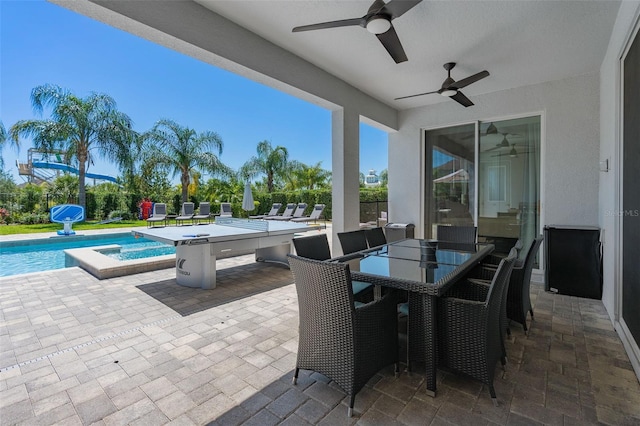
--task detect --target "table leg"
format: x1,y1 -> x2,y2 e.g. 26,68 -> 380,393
408,293 -> 437,396
175,244 -> 216,289
255,243 -> 291,265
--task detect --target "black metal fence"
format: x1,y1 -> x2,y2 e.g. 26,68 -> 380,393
359,200 -> 388,226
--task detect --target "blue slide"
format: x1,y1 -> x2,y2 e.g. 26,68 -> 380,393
32,161 -> 118,183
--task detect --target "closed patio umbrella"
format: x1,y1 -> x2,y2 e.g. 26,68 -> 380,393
242,182 -> 255,211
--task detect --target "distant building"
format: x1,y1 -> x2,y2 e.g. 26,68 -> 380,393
364,169 -> 381,187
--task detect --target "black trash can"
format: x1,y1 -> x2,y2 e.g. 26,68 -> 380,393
384,223 -> 415,242
544,225 -> 602,299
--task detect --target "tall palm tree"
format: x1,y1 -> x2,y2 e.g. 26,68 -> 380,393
9,84 -> 134,209
143,119 -> 230,203
1,120 -> 19,170
240,140 -> 289,193
0,121 -> 6,169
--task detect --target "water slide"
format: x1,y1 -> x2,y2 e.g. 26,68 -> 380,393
31,161 -> 118,183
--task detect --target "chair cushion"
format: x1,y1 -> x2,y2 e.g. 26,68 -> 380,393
352,281 -> 372,295
397,302 -> 409,316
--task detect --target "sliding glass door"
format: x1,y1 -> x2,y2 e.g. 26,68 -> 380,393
478,117 -> 541,254
424,123 -> 476,239
425,116 -> 541,256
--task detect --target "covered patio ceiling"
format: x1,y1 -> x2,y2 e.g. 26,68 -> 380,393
57,1 -> 621,113
193,0 -> 620,110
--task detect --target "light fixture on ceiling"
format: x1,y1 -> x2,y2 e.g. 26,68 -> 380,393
440,88 -> 457,97
497,134 -> 510,148
366,16 -> 391,34
486,123 -> 498,135
509,145 -> 518,157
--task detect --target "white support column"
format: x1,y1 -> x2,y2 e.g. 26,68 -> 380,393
332,107 -> 361,255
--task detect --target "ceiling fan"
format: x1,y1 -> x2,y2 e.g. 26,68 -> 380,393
292,0 -> 422,64
492,143 -> 534,158
484,132 -> 521,151
395,62 -> 490,107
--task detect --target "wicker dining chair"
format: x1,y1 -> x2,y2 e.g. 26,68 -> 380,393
364,227 -> 387,248
437,224 -> 476,242
337,229 -> 369,255
437,252 -> 517,406
288,255 -> 399,417
507,236 -> 544,333
462,247 -> 518,365
292,234 -> 373,302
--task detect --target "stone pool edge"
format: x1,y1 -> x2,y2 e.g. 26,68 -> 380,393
64,244 -> 176,279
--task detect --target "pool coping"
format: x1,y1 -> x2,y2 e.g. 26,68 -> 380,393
64,244 -> 176,279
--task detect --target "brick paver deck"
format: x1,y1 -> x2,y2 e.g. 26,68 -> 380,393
1,227 -> 639,425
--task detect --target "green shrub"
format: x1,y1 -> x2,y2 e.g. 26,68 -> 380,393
108,210 -> 132,221
17,212 -> 50,224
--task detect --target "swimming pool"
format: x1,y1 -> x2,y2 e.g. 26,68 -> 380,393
0,232 -> 175,277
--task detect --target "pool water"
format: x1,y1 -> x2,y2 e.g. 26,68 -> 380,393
103,245 -> 175,261
0,233 -> 175,277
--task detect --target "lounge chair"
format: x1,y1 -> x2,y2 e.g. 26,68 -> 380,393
291,204 -> 325,223
175,202 -> 195,225
249,203 -> 282,219
270,203 -> 307,220
192,202 -> 211,224
217,202 -> 233,218
146,203 -> 167,228
264,203 -> 295,220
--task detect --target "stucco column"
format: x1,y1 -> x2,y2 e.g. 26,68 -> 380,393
332,107 -> 360,255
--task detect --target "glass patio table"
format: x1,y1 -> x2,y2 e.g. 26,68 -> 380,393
340,239 -> 494,396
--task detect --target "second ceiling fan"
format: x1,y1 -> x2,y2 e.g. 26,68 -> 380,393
396,62 -> 490,107
292,0 -> 422,64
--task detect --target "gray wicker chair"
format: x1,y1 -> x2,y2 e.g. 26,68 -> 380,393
438,252 -> 517,406
288,255 -> 399,417
337,229 -> 369,255
292,234 -> 373,302
364,227 -> 387,248
462,247 -> 518,365
507,236 -> 544,333
437,225 -> 477,251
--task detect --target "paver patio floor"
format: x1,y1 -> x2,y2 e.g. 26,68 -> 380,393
1,229 -> 639,425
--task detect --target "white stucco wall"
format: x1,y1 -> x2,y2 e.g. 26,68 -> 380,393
599,3 -> 640,323
389,73 -> 601,241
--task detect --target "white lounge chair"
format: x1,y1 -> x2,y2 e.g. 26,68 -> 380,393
250,203 -> 282,219
264,203 -> 296,220
146,203 -> 167,228
291,204 -> 325,223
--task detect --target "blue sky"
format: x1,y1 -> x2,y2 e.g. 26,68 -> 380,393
0,1 -> 388,184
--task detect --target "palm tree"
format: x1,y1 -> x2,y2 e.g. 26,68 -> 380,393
1,120 -> 20,170
0,121 -> 6,169
143,119 -> 230,203
379,169 -> 388,187
9,84 -> 134,209
240,140 -> 289,192
285,161 -> 331,190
